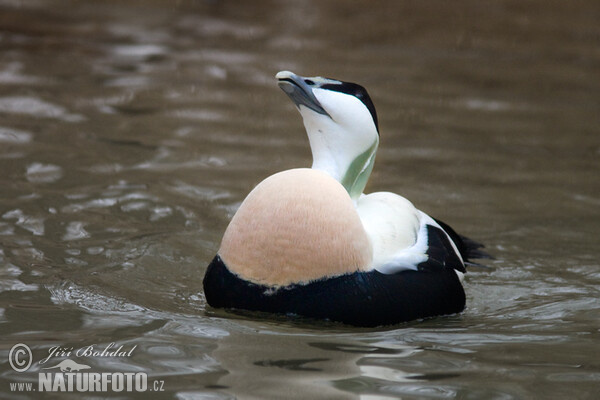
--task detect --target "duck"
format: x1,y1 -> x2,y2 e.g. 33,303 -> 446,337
203,71 -> 490,327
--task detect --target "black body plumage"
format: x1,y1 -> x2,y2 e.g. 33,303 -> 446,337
203,223 -> 487,327
203,255 -> 465,327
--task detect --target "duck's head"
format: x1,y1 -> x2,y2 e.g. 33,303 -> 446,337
276,71 -> 379,200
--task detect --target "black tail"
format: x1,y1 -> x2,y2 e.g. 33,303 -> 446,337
433,218 -> 493,267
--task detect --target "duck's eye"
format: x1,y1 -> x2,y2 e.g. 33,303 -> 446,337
304,79 -> 315,85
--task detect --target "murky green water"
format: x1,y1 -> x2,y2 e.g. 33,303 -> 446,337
1,1 -> 599,399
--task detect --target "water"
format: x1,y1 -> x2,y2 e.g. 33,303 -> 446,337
0,0 -> 599,398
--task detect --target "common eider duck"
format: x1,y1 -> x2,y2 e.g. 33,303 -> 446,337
203,71 -> 490,327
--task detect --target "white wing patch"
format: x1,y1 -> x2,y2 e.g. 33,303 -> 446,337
357,192 -> 464,274
375,212 -> 431,274
357,192 -> 423,272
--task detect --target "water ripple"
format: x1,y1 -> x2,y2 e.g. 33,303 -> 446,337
62,221 -> 91,241
2,209 -> 45,236
111,44 -> 167,59
0,263 -> 39,293
49,282 -> 146,313
0,62 -> 43,84
26,162 -> 63,183
0,96 -> 84,122
0,126 -> 32,143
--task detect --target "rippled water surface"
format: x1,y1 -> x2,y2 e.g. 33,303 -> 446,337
1,1 -> 599,399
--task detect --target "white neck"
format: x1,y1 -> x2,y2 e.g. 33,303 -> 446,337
300,106 -> 379,200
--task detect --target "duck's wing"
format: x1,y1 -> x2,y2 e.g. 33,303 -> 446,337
374,211 -> 467,274
358,192 -> 486,275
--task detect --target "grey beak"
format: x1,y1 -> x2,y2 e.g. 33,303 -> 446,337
276,71 -> 330,117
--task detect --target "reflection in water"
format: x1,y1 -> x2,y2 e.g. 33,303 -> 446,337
211,329 -> 422,399
0,0 -> 599,398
